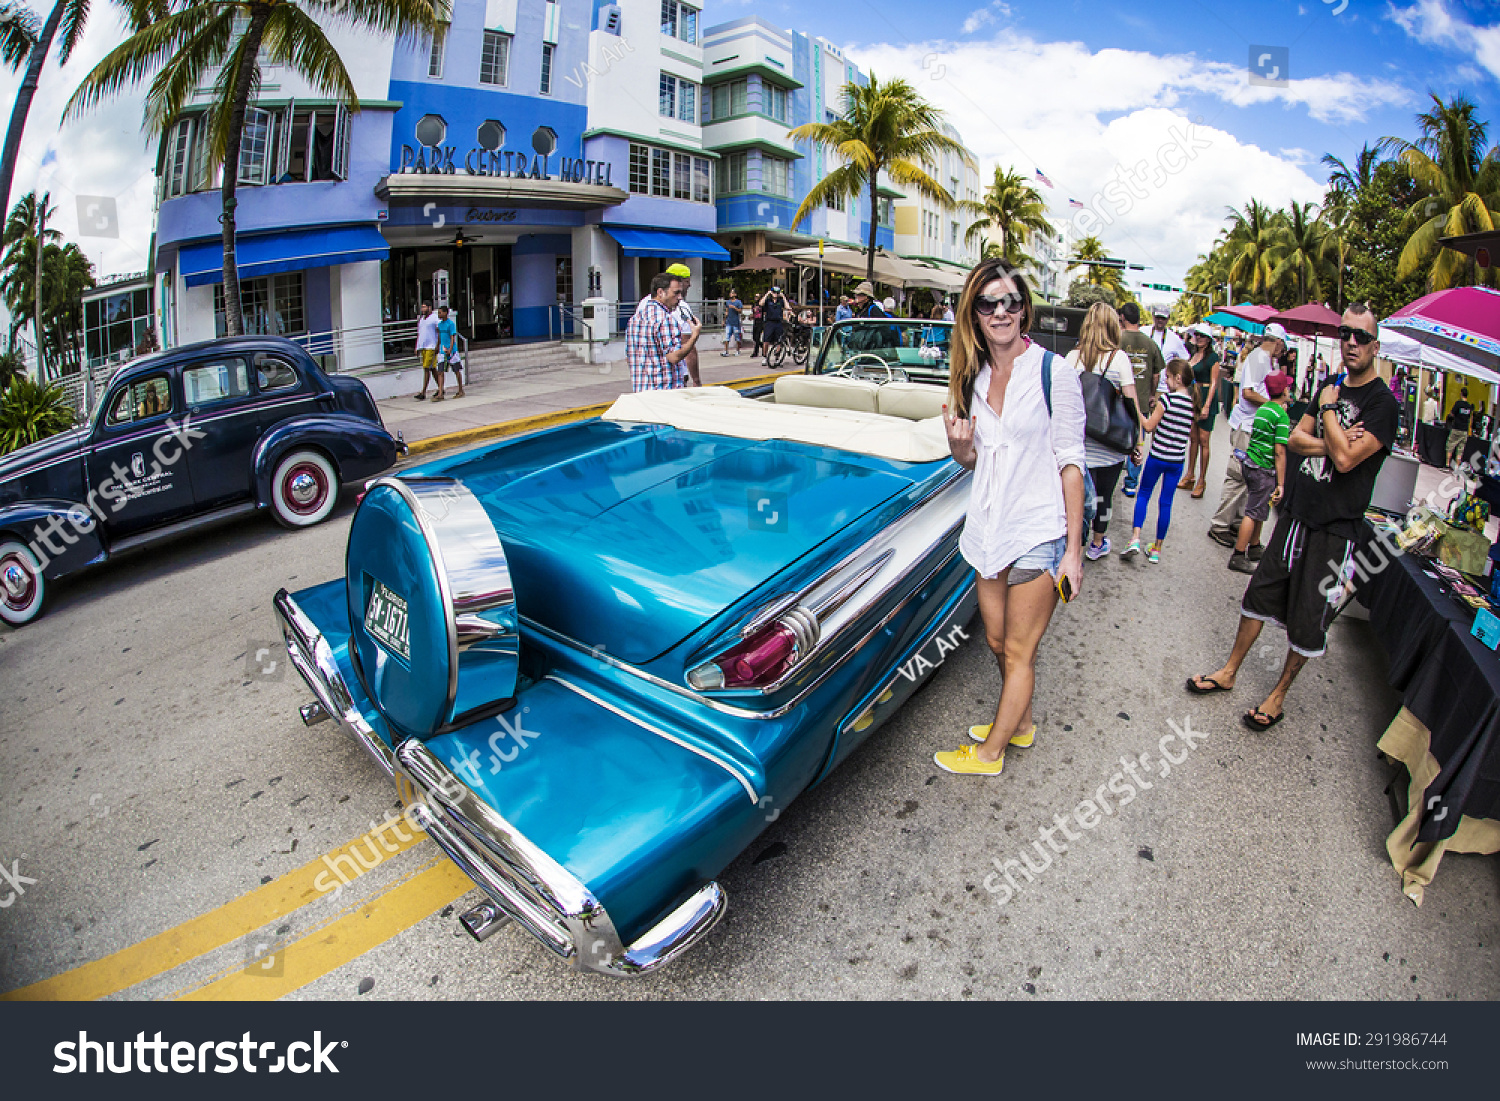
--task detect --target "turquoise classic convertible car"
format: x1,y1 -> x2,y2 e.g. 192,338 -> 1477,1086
276,317 -> 977,975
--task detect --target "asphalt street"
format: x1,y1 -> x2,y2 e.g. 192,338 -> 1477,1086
1,433 -> 1496,1001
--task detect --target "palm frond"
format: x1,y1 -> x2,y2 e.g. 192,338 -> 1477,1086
0,1 -> 39,70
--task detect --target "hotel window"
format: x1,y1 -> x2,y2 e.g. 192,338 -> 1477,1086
540,43 -> 554,94
556,257 -> 573,303
951,221 -> 960,245
672,153 -> 691,200
659,73 -> 697,123
826,190 -> 844,212
651,148 -> 671,196
480,31 -> 510,86
717,151 -> 747,193
660,0 -> 698,44
629,144 -> 651,194
765,84 -> 788,123
163,118 -> 195,199
709,79 -> 748,121
427,23 -> 447,79
692,156 -> 710,203
237,107 -> 275,185
213,273 -> 306,339
761,155 -> 790,198
878,197 -> 894,227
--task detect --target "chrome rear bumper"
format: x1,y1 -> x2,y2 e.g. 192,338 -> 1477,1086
273,588 -> 727,976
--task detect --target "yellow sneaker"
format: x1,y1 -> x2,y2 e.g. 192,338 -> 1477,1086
934,744 -> 1004,775
968,723 -> 1036,748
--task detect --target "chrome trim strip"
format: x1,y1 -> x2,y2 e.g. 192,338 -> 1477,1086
394,738 -> 727,976
274,589 -> 394,778
526,537 -> 966,722
544,674 -> 760,803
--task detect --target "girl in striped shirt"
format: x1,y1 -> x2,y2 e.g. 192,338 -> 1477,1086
1123,359 -> 1195,563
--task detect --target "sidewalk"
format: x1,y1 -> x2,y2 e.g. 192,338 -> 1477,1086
378,346 -> 798,456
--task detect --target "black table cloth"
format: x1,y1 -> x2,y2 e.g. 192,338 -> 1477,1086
1416,421 -> 1449,466
1361,528 -> 1500,840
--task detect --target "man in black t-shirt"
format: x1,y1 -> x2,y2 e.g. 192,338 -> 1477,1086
1189,302 -> 1399,731
1447,386 -> 1475,466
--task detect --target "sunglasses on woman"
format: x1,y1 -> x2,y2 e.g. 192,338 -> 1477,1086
974,292 -> 1026,317
1338,324 -> 1377,346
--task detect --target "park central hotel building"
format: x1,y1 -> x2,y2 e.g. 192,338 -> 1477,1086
147,2 -> 978,367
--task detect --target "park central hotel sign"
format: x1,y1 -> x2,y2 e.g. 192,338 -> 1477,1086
395,115 -> 614,187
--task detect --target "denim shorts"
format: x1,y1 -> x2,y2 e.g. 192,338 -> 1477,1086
982,535 -> 1067,585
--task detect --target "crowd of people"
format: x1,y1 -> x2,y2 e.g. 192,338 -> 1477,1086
934,259 -> 1399,774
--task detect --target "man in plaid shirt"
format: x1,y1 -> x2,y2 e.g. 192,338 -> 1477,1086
627,272 -> 702,391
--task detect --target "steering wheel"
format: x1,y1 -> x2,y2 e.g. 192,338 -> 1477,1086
832,354 -> 907,384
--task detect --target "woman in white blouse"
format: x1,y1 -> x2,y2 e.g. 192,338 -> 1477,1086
937,259 -> 1087,776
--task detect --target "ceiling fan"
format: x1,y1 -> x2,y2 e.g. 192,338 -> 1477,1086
449,229 -> 483,249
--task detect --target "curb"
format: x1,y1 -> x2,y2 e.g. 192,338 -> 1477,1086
401,370 -> 787,457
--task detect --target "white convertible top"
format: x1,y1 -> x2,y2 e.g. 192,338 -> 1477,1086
602,386 -> 950,463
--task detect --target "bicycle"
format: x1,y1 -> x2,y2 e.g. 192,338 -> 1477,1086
764,321 -> 812,369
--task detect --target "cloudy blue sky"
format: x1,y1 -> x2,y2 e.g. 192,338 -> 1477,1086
1,0 -> 1496,301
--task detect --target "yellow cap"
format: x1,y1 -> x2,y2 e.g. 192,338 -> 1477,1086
665,263 -> 692,278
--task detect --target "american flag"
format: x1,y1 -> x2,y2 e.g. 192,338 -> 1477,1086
1035,168 -> 1054,189
1067,198 -> 1086,209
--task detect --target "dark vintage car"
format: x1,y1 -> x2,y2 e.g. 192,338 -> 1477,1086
277,315 -> 977,975
0,336 -> 401,626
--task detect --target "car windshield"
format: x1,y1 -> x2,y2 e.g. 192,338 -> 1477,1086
811,318 -> 953,386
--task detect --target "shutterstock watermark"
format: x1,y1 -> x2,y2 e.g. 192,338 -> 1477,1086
17,415 -> 204,576
75,196 -> 119,239
981,716 -> 1209,905
1066,121 -> 1213,239
1248,44 -> 1290,87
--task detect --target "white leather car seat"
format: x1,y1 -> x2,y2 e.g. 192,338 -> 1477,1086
877,382 -> 947,421
773,374 -> 881,414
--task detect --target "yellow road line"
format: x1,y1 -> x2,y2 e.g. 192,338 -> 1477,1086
177,857 -> 476,1001
402,368 -> 789,457
1,824 -> 429,1001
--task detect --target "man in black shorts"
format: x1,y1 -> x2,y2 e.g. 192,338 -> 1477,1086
1187,302 -> 1399,731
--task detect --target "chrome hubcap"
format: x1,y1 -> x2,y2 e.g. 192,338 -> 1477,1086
2,561 -> 31,602
289,471 -> 320,505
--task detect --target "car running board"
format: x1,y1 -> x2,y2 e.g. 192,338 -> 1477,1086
109,501 -> 262,556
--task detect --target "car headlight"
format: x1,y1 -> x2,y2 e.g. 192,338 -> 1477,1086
346,475 -> 520,740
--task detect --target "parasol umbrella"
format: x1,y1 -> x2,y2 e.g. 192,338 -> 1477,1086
1203,310 -> 1263,334
1220,302 -> 1278,325
1386,286 -> 1500,373
728,254 -> 797,271
1270,302 -> 1342,338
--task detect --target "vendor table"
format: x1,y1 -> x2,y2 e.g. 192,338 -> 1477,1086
1360,528 -> 1500,902
1416,421 -> 1448,466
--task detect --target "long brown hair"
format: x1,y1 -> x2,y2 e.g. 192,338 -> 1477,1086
1076,301 -> 1121,372
948,258 -> 1034,418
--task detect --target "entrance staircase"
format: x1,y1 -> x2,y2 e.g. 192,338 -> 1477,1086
350,339 -> 591,400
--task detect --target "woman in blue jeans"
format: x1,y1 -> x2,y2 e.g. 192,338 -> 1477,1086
1123,360 -> 1194,563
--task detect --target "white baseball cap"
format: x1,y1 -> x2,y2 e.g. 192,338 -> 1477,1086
1263,322 -> 1290,342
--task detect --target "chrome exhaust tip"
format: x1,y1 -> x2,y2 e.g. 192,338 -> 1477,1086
300,700 -> 330,726
460,900 -> 512,942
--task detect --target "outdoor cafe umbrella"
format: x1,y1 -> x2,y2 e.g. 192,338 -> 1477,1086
1386,286 -> 1500,374
1203,310 -> 1264,334
728,254 -> 797,271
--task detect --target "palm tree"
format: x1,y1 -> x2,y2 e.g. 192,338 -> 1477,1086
789,74 -> 975,282
1,190 -> 59,371
65,0 -> 447,335
1380,93 -> 1500,289
1270,200 -> 1334,305
1223,199 -> 1282,300
0,0 -> 97,218
1067,234 -> 1125,297
964,164 -> 1053,267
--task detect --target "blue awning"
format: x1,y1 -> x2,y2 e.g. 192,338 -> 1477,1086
179,225 -> 389,288
605,227 -> 731,260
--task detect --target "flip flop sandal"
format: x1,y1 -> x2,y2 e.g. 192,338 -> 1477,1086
1242,708 -> 1285,731
1191,480 -> 1206,498
1186,675 -> 1232,694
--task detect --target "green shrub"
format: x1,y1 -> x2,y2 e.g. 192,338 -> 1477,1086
0,349 -> 24,390
0,375 -> 75,455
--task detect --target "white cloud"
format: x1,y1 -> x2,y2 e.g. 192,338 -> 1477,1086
0,9 -> 159,281
1278,147 -> 1317,164
846,30 -> 1400,283
961,2 -> 1012,36
1389,0 -> 1500,83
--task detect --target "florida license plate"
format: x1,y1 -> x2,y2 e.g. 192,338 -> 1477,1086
365,579 -> 410,663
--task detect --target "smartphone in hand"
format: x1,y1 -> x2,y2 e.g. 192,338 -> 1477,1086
1056,573 -> 1073,603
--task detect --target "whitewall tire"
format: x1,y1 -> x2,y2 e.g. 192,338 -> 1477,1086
270,450 -> 339,529
0,539 -> 46,627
